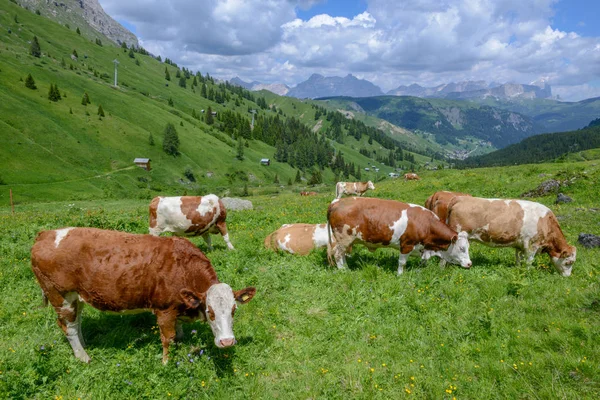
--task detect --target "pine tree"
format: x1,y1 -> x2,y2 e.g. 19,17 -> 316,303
273,174 -> 279,184
165,67 -> 171,81
162,122 -> 180,156
295,170 -> 301,183
149,133 -> 155,146
81,92 -> 90,105
24,73 -> 36,90
201,84 -> 207,98
192,76 -> 197,87
242,184 -> 249,197
168,97 -> 174,107
48,83 -> 61,101
287,177 -> 292,186
30,36 -> 41,58
236,136 -> 245,160
76,27 -> 81,35
205,106 -> 214,125
175,69 -> 181,78
128,48 -> 135,58
72,49 -> 78,58
178,76 -> 186,88
97,105 -> 105,117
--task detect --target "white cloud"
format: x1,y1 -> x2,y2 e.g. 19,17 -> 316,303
98,0 -> 600,101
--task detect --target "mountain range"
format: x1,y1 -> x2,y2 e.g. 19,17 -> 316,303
232,73 -> 553,102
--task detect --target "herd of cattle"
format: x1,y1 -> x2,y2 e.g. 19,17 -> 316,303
30,179 -> 577,363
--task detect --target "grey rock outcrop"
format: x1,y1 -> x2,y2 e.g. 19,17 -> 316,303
578,233 -> 600,249
555,193 -> 573,204
221,197 -> 253,211
20,0 -> 138,47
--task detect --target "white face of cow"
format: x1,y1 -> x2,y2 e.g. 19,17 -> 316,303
552,247 -> 576,277
367,181 -> 375,190
441,231 -> 472,268
204,283 -> 255,348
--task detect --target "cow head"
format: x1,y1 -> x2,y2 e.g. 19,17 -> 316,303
440,231 -> 472,268
180,283 -> 256,348
367,181 -> 375,190
551,246 -> 576,277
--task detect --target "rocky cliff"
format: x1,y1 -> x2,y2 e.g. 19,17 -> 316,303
19,0 -> 138,47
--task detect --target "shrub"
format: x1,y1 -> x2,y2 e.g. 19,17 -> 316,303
24,73 -> 36,90
184,168 -> 196,182
30,36 -> 41,57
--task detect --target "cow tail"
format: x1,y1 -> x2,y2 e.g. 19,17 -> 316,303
335,183 -> 341,199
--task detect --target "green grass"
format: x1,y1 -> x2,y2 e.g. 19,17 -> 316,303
1,160 -> 599,399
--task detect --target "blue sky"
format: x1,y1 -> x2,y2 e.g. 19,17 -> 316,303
100,0 -> 600,101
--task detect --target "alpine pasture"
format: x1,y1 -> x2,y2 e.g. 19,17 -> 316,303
1,162 -> 599,399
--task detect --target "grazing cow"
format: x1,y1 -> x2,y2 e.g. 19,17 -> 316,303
30,227 -> 256,364
264,223 -> 331,255
446,197 -> 577,276
327,197 -> 471,274
404,173 -> 420,181
425,191 -> 472,222
300,191 -> 318,196
335,181 -> 375,199
149,194 -> 234,250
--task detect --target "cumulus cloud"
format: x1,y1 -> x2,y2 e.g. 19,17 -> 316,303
98,0 -> 600,101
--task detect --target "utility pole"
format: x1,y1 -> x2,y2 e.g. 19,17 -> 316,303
113,59 -> 119,87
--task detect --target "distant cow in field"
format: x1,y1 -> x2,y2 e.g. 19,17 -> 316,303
425,191 -> 472,222
149,195 -> 234,250
404,173 -> 420,181
264,223 -> 330,255
446,196 -> 577,276
327,197 -> 471,274
30,227 -> 256,364
300,191 -> 318,196
335,181 -> 375,199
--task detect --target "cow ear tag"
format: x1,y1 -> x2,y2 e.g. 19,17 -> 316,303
241,294 -> 249,302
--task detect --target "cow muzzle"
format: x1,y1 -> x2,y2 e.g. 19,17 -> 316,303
217,338 -> 237,348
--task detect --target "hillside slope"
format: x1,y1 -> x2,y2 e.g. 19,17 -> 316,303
460,126 -> 600,168
323,96 -> 541,152
0,0 -> 407,203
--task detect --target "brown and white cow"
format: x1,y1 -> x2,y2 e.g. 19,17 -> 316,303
149,194 -> 234,250
30,227 -> 256,364
425,190 -> 472,222
335,181 -> 375,199
446,197 -> 577,276
404,173 -> 420,181
327,197 -> 471,274
264,223 -> 331,255
300,191 -> 318,196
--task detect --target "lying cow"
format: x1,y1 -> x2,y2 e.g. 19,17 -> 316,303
264,223 -> 330,255
30,227 -> 256,364
149,194 -> 234,250
446,196 -> 577,276
327,197 -> 471,274
425,190 -> 472,222
335,181 -> 375,199
300,191 -> 318,196
404,173 -> 420,181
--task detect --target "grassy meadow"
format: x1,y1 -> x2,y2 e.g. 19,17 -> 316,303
1,160 -> 599,399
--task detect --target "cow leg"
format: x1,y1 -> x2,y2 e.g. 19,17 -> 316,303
333,243 -> 348,269
175,320 -> 184,341
156,309 -> 178,364
40,285 -> 90,363
398,252 -> 410,275
515,249 -> 523,266
148,227 -> 161,236
439,259 -> 447,269
57,293 -> 90,363
76,299 -> 86,348
202,233 -> 213,251
216,221 -> 235,250
524,246 -> 539,268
